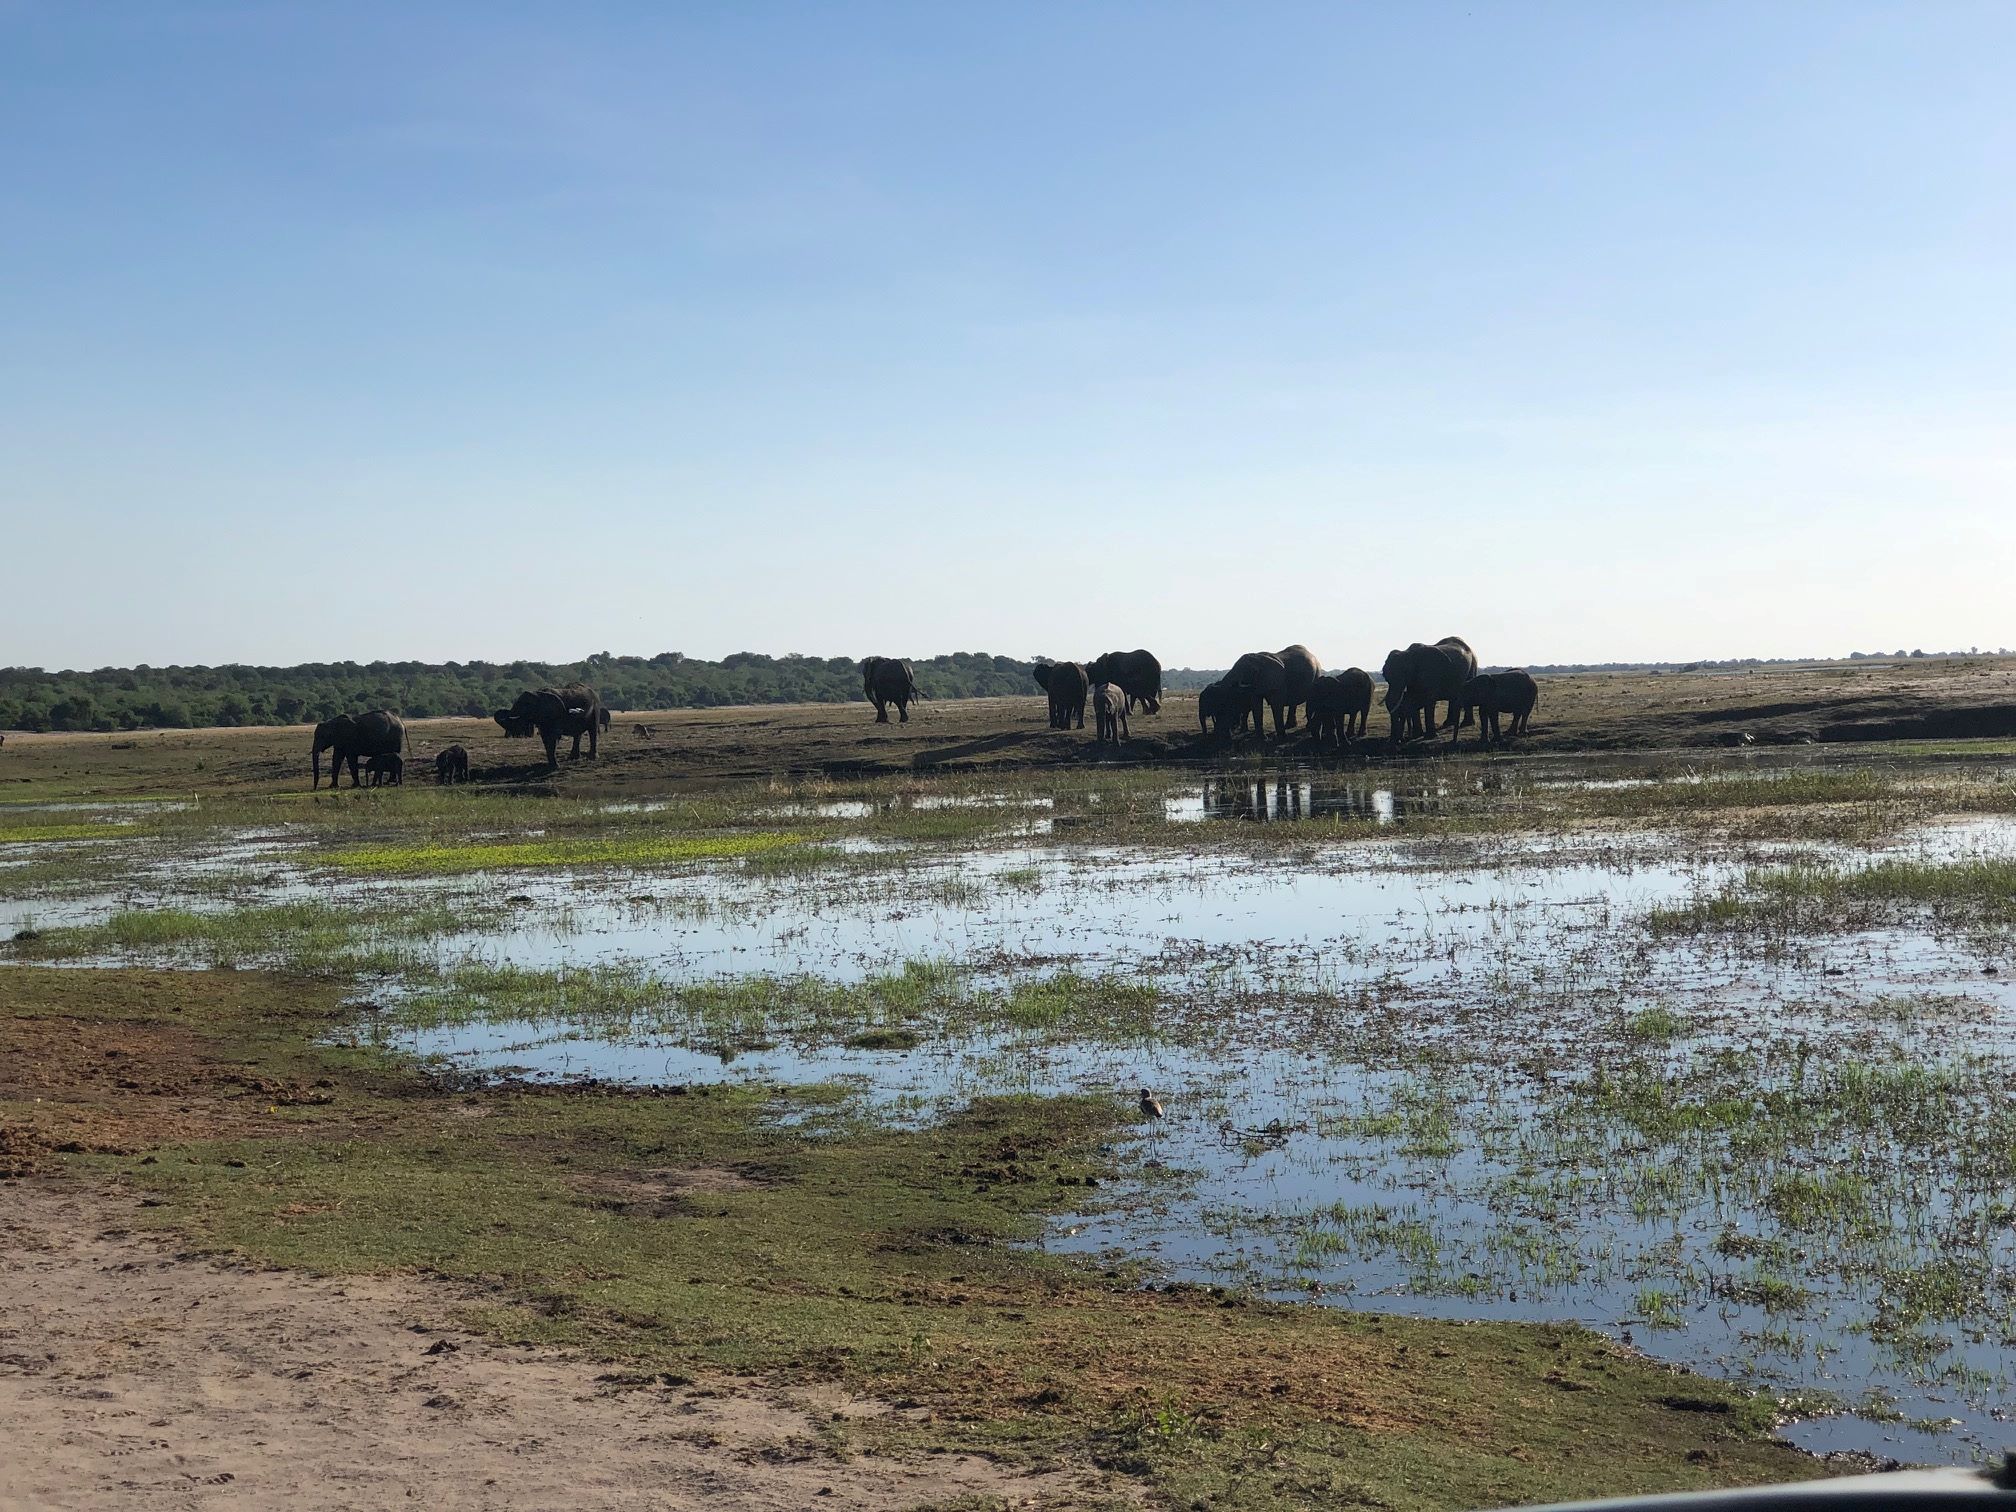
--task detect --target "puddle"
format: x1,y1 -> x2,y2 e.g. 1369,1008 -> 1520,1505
366,815 -> 2016,1462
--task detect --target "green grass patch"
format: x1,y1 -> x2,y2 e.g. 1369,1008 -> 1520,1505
9,898 -> 467,970
1591,768 -> 1898,816
1635,1287 -> 1687,1330
328,829 -> 813,875
1625,1006 -> 1687,1041
1650,856 -> 2016,933
0,821 -> 146,843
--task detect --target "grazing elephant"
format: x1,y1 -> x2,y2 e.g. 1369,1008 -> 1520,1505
1459,671 -> 1539,742
311,710 -> 405,789
1087,650 -> 1163,715
493,684 -> 603,767
434,745 -> 470,785
1275,645 -> 1324,730
1093,682 -> 1129,743
1305,669 -> 1375,746
1225,651 -> 1291,737
364,752 -> 404,787
1380,637 -> 1478,745
1032,661 -> 1089,730
861,657 -> 922,723
1196,680 -> 1249,740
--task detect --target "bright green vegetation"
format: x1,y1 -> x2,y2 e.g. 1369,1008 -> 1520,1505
328,828 -> 813,875
1635,1288 -> 1687,1330
0,821 -> 145,844
0,966 -> 1815,1509
1625,1006 -> 1688,1041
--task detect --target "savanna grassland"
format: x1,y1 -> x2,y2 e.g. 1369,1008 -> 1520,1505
4,654 -> 2016,801
8,663 -> 2016,1509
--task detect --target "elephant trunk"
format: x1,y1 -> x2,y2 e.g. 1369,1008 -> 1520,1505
311,745 -> 322,789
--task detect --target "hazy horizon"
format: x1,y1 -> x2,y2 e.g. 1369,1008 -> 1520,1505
5,3 -> 2012,671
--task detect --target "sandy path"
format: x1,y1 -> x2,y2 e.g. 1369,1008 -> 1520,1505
0,1184 -> 1105,1511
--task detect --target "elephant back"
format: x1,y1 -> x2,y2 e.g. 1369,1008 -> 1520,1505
1229,651 -> 1286,692
1277,645 -> 1322,699
1433,638 -> 1478,686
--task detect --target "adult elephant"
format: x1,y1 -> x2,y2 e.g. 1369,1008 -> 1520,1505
311,710 -> 405,789
493,684 -> 603,767
1086,650 -> 1162,715
1196,680 -> 1248,740
1276,644 -> 1323,729
1380,637 -> 1477,745
1032,661 -> 1088,730
1225,651 -> 1291,738
1305,669 -> 1374,747
861,657 -> 922,723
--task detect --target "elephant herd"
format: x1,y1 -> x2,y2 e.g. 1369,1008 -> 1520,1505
1028,639 -> 1536,750
309,683 -> 606,788
307,645 -> 1537,789
1028,650 -> 1161,745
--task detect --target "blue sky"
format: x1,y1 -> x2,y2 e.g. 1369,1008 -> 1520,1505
4,2 -> 2011,670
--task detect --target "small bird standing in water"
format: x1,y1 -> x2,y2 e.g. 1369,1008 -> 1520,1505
1138,1087 -> 1164,1120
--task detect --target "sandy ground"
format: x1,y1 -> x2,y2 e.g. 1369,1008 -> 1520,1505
0,1183 -> 1110,1512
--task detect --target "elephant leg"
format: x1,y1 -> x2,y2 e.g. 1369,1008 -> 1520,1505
898,699 -> 909,723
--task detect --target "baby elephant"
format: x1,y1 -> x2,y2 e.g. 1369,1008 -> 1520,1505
364,752 -> 404,787
434,745 -> 470,785
1093,681 -> 1129,743
1461,671 -> 1539,742
1304,669 -> 1374,747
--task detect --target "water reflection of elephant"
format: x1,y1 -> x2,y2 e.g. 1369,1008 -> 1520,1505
1198,777 -> 1414,824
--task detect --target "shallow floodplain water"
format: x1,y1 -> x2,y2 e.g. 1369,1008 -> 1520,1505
8,763 -> 2016,1464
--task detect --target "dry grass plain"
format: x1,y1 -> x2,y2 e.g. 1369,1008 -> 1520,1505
6,656 -> 2016,801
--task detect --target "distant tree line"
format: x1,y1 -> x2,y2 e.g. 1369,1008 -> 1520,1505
2,645 -> 2006,732
0,651 -> 1041,732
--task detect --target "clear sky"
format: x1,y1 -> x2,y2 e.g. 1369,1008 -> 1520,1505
4,2 -> 2011,672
